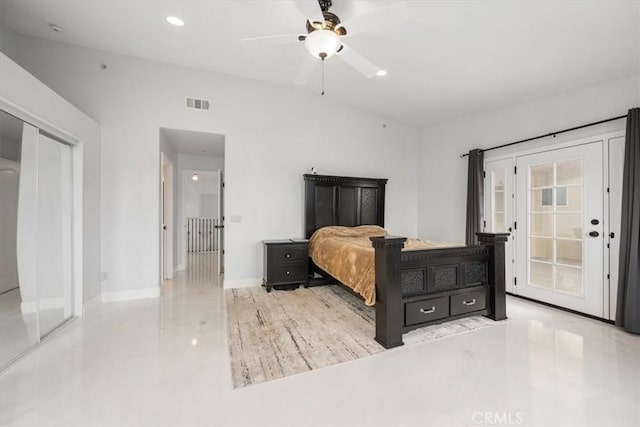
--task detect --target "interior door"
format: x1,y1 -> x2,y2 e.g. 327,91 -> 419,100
216,170 -> 224,275
484,158 -> 515,293
515,141 -> 604,317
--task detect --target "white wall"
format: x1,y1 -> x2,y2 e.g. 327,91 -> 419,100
418,73 -> 640,242
0,52 -> 102,307
0,23 -> 18,63
12,35 -> 419,291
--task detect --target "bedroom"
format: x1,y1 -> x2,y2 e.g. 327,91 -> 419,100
0,0 -> 639,426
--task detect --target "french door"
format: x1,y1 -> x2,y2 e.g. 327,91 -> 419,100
515,142 -> 604,317
484,159 -> 515,293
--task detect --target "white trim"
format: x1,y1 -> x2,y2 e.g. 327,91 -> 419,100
223,278 -> 261,289
0,98 -> 81,144
82,293 -> 102,315
101,287 -> 160,302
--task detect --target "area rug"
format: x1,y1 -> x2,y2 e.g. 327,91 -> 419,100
226,285 -> 502,388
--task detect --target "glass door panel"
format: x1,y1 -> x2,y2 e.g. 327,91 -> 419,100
516,142 -> 604,317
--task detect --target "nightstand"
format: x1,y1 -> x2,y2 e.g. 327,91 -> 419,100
262,239 -> 309,292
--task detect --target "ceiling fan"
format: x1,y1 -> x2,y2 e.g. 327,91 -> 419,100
241,0 -> 408,87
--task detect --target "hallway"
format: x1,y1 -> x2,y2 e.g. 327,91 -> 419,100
1,256 -> 639,426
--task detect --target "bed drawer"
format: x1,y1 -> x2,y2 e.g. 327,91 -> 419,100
268,263 -> 308,284
269,244 -> 308,264
450,290 -> 486,316
405,296 -> 449,326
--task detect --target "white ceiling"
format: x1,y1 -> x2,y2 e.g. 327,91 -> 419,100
161,127 -> 225,157
2,0 -> 639,125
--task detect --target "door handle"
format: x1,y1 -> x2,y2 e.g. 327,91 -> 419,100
589,231 -> 599,237
610,232 -> 615,239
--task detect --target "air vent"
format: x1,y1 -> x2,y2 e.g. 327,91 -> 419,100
185,97 -> 210,111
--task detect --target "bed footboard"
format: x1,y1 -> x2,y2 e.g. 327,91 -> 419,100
370,232 -> 509,349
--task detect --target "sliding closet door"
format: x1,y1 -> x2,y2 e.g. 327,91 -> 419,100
36,133 -> 73,336
484,159 -> 515,292
0,112 -> 39,367
515,141 -> 604,317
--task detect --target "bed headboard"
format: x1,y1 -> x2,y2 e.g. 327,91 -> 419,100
304,174 -> 387,239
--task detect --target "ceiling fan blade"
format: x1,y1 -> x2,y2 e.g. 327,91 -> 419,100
298,0 -> 325,25
338,1 -> 408,35
294,54 -> 319,85
336,43 -> 380,78
240,34 -> 300,48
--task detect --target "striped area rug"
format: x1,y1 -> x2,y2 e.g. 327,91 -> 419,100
226,285 -> 500,388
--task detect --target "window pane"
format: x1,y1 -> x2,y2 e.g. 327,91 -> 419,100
493,191 -> 504,212
530,189 -> 553,212
557,185 -> 582,213
530,163 -> 554,187
556,265 -> 582,295
530,237 -> 553,263
530,261 -> 553,288
556,239 -> 582,267
556,159 -> 583,186
493,213 -> 504,232
556,213 -> 583,239
531,213 -> 553,237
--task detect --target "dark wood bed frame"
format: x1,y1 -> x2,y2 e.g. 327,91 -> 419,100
304,174 -> 508,349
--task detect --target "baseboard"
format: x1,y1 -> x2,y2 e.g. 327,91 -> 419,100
101,287 -> 160,303
223,278 -> 262,289
82,294 -> 102,315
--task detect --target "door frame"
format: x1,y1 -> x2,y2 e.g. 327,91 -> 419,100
484,130 -> 626,319
0,102 -> 84,318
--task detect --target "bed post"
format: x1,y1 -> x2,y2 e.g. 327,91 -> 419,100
370,236 -> 407,349
477,232 -> 510,321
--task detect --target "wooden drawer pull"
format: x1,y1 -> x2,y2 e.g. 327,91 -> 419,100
420,307 -> 436,314
462,299 -> 476,306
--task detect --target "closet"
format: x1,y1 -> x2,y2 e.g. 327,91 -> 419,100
0,109 -> 74,369
484,132 -> 625,320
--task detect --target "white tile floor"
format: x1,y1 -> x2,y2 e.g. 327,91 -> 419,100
1,254 -> 639,426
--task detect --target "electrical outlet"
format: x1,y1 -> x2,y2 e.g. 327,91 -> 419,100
101,272 -> 109,281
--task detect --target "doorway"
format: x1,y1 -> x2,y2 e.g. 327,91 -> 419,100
158,128 -> 225,282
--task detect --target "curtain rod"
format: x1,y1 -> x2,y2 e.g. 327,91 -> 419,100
459,114 -> 627,158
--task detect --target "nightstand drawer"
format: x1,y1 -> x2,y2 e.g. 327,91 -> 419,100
405,296 -> 449,326
450,290 -> 486,316
270,244 -> 308,264
268,263 -> 308,284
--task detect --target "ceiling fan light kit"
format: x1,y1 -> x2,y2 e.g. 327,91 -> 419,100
304,29 -> 341,59
241,0 -> 406,93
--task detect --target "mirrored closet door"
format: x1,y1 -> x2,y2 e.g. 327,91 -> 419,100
0,110 -> 74,369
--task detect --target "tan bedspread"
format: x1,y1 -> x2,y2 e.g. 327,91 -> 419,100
309,225 -> 462,306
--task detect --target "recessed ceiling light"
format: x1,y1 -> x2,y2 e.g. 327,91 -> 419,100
166,16 -> 184,27
49,23 -> 65,33
376,70 -> 387,77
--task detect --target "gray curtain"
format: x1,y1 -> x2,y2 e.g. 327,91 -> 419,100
465,149 -> 484,245
617,108 -> 640,333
